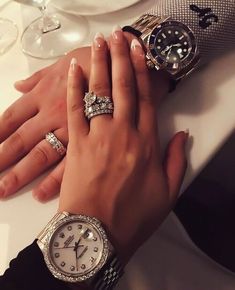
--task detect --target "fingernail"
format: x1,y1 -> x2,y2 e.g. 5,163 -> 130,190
112,25 -> 123,42
94,32 -> 105,49
130,38 -> 145,57
33,189 -> 46,203
0,181 -> 5,198
14,80 -> 24,87
69,58 -> 77,75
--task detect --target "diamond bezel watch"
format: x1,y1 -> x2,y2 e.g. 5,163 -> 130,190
37,212 -> 124,289
123,14 -> 200,81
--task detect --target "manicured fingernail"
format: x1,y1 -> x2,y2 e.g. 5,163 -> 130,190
0,181 -> 5,198
94,32 -> 105,49
14,80 -> 24,87
69,58 -> 77,76
112,25 -> 123,42
131,38 -> 144,57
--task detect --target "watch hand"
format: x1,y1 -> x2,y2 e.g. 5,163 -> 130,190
56,245 -> 84,250
162,45 -> 171,55
74,237 -> 82,252
77,246 -> 88,260
167,47 -> 172,58
172,43 -> 181,47
56,246 -> 76,250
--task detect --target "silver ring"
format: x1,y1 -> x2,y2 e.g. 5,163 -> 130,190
45,132 -> 66,156
84,91 -> 114,120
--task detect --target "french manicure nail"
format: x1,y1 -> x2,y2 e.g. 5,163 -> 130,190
70,58 -> 77,73
112,25 -> 123,41
94,32 -> 105,49
14,80 -> 24,87
131,38 -> 144,56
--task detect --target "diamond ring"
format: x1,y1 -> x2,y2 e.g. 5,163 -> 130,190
45,132 -> 66,156
84,92 -> 114,120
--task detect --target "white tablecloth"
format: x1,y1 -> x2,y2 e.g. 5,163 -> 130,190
0,1 -> 235,289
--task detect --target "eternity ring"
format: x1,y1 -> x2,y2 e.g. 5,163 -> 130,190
84,91 -> 114,120
45,132 -> 66,156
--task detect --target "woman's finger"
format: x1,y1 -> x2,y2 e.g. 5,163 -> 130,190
89,32 -> 112,128
33,158 -> 65,202
67,58 -> 88,143
129,38 -> 156,135
163,131 -> 189,202
109,26 -> 136,126
0,128 -> 67,198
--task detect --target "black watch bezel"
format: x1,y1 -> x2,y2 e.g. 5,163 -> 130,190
148,20 -> 198,72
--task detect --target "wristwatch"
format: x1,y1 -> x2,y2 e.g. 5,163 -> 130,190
37,212 -> 124,290
123,14 -> 200,85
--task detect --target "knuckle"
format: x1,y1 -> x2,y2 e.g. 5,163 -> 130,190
5,171 -> 19,188
91,82 -> 110,95
3,132 -> 26,155
70,103 -> 84,114
116,76 -> 132,90
48,174 -> 60,189
30,146 -> 50,166
1,108 -> 17,130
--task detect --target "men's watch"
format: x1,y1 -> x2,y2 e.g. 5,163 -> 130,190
123,14 -> 200,85
37,212 -> 124,290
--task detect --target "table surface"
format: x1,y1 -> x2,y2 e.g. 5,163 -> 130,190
0,1 -> 235,289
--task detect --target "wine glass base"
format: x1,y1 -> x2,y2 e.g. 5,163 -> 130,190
0,18 -> 18,56
21,14 -> 89,59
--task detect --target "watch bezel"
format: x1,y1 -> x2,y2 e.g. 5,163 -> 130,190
147,20 -> 198,74
42,214 -> 110,283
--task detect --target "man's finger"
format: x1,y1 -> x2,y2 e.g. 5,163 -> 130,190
0,128 -> 67,199
14,65 -> 51,93
33,158 -> 65,202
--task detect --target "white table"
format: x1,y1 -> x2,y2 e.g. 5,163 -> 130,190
0,1 -> 235,289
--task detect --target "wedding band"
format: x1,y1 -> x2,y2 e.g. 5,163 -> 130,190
84,91 -> 114,120
45,132 -> 66,156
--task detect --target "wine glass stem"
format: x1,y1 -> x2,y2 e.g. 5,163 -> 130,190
38,3 -> 60,34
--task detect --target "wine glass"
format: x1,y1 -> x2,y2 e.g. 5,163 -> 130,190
0,18 -> 18,56
14,0 -> 88,59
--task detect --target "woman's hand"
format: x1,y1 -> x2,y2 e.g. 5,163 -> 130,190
0,32 -> 169,202
59,28 -> 188,264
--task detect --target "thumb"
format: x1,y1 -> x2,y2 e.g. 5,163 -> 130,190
163,131 -> 189,201
14,65 -> 51,93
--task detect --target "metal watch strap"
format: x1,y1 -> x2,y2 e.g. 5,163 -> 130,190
123,14 -> 167,41
37,212 -> 69,249
92,255 -> 124,290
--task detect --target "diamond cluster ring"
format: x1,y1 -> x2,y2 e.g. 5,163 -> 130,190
84,91 -> 114,120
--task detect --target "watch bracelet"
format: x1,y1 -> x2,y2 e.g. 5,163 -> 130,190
129,14 -> 168,41
91,255 -> 124,290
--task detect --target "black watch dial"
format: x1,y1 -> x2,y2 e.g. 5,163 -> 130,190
149,20 -> 197,71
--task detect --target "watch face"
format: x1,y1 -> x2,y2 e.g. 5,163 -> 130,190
45,215 -> 109,282
148,20 -> 197,71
